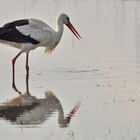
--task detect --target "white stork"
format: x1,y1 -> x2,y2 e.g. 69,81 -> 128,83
0,13 -> 81,93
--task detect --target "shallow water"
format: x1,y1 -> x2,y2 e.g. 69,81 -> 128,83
0,0 -> 140,140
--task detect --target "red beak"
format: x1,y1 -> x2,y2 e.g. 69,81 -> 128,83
67,22 -> 81,40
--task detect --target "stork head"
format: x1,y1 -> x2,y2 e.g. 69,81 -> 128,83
58,13 -> 81,40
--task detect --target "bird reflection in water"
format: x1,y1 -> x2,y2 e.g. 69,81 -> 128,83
0,70 -> 80,127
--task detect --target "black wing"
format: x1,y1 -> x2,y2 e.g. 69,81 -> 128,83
0,19 -> 40,44
4,19 -> 29,28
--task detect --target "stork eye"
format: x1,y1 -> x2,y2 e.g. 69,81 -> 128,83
66,17 -> 69,21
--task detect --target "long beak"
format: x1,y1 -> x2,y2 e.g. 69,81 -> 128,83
67,22 -> 81,40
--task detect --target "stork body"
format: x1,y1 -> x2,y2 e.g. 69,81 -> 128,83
0,18 -> 62,53
0,13 -> 81,94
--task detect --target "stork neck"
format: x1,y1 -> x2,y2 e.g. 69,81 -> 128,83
56,19 -> 64,40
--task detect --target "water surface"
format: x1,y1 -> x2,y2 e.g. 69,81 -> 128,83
0,0 -> 140,140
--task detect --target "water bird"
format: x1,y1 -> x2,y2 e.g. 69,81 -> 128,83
0,13 -> 81,93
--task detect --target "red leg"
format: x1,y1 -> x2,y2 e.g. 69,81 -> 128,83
26,52 -> 30,94
12,51 -> 22,94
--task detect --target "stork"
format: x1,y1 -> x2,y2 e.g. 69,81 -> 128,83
0,13 -> 81,93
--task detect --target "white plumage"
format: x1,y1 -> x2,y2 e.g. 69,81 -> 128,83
16,19 -> 55,52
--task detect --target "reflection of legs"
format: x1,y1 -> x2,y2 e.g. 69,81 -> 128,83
26,52 -> 30,94
12,51 -> 22,94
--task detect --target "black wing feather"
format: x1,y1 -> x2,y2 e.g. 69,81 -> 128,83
0,19 -> 40,44
4,19 -> 29,28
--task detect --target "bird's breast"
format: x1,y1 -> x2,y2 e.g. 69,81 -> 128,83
42,39 -> 59,53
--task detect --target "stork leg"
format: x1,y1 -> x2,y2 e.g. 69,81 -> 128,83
12,51 -> 22,94
26,52 -> 30,94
